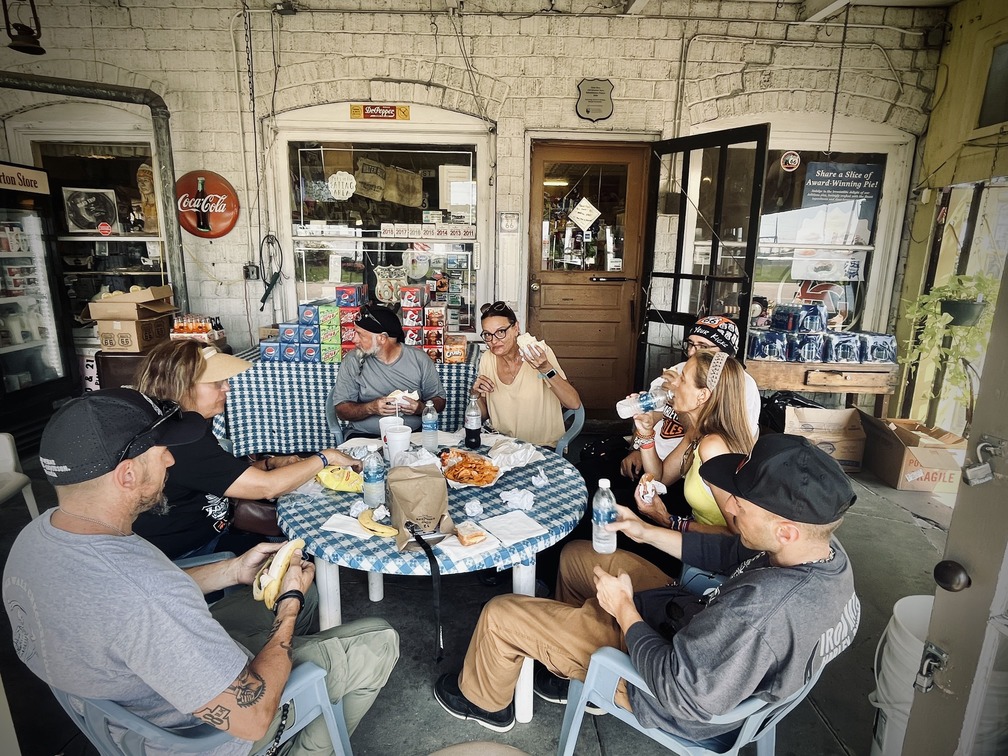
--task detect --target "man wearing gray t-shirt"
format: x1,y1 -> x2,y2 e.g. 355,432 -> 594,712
4,389 -> 398,755
332,304 -> 446,438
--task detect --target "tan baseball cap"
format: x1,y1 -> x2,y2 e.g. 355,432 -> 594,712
198,346 -> 252,383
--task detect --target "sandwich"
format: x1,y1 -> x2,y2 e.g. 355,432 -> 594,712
387,389 -> 420,405
455,520 -> 487,546
252,538 -> 306,610
636,473 -> 667,504
516,332 -> 545,351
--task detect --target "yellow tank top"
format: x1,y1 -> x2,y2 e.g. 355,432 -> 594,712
683,451 -> 727,527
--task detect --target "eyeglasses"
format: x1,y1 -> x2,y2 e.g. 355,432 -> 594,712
116,399 -> 181,464
481,322 -> 515,342
480,301 -> 512,316
679,339 -> 718,354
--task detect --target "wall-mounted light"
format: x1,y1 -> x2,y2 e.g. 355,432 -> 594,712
543,179 -> 569,187
3,0 -> 45,55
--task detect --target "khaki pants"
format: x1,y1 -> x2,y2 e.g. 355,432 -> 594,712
252,617 -> 400,756
458,540 -> 672,712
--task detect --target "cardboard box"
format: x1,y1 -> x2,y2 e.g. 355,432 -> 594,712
443,334 -> 468,364
318,304 -> 341,327
298,325 -> 320,344
860,412 -> 967,493
299,343 -> 321,363
260,341 -> 280,362
319,323 -> 341,344
423,345 -> 443,363
258,326 -> 279,342
84,285 -> 175,321
338,306 -> 360,325
784,406 -> 865,473
403,326 -> 422,346
278,323 -> 299,343
96,315 -> 171,353
320,343 -> 342,364
298,302 -> 320,325
280,343 -> 301,362
401,307 -> 423,327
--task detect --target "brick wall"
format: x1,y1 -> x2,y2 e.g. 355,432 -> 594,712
0,0 -> 947,348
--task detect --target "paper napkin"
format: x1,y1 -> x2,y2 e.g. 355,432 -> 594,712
481,510 -> 548,546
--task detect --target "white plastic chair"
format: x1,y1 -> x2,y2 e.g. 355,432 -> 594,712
557,646 -> 824,756
0,432 -> 39,519
51,661 -> 352,756
555,405 -> 585,459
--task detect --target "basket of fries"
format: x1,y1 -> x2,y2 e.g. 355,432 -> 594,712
439,449 -> 502,488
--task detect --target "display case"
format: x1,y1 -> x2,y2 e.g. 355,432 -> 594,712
288,141 -> 479,332
34,142 -> 169,324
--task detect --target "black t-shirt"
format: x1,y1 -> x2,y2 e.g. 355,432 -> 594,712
134,423 -> 249,559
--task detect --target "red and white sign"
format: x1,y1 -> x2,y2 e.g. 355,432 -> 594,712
175,170 -> 240,239
97,222 -> 112,236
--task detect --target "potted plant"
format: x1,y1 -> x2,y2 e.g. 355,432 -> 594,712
901,273 -> 999,419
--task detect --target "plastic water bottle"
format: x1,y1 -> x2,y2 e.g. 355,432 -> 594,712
422,400 -> 439,453
592,479 -> 618,554
615,388 -> 670,419
362,444 -> 386,508
464,395 -> 482,449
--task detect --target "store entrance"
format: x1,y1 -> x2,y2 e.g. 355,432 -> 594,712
527,141 -> 649,415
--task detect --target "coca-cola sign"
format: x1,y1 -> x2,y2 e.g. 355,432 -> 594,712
175,170 -> 239,238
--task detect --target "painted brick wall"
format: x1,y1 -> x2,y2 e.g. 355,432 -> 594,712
0,0 -> 947,348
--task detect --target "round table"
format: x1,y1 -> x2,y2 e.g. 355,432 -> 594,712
277,440 -> 587,723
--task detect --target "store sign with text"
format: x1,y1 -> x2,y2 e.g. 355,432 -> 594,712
175,171 -> 239,238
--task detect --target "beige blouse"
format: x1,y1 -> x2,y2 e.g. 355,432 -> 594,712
477,345 -> 567,447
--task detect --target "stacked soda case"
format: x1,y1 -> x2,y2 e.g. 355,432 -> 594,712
748,303 -> 897,365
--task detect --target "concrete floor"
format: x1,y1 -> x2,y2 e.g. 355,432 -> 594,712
0,442 -> 949,756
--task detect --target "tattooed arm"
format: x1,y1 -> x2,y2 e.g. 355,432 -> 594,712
192,550 -> 313,740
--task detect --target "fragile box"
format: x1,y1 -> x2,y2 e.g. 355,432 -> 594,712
96,315 -> 171,353
83,285 -> 175,321
784,406 -> 865,473
859,412 -> 967,493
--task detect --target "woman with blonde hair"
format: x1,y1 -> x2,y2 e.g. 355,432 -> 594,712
132,339 -> 359,559
632,350 -> 753,534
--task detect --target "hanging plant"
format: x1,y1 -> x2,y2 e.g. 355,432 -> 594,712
900,273 -> 999,408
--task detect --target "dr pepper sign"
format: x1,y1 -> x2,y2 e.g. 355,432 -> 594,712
175,170 -> 239,239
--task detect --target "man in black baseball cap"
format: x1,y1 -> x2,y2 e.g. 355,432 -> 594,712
5,388 -> 399,750
331,303 -> 446,439
433,433 -> 859,742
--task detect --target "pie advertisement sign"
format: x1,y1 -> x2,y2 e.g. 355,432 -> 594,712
175,170 -> 240,239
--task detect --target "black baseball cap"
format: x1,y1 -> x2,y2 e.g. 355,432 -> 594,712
39,388 -> 205,485
699,433 -> 856,524
356,305 -> 406,342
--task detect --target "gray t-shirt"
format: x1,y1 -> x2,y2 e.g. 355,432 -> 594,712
331,344 -> 445,436
625,535 -> 859,742
3,511 -> 251,756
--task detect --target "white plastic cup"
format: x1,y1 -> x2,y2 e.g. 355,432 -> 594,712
378,416 -> 405,461
385,425 -> 412,466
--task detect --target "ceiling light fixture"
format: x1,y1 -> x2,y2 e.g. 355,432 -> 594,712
543,179 -> 569,187
2,0 -> 45,55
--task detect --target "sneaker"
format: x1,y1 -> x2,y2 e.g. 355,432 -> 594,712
434,673 -> 515,733
532,662 -> 605,715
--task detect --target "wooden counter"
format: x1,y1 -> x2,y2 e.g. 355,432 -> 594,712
745,360 -> 900,416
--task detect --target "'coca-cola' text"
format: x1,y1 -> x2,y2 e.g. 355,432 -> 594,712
177,193 -> 229,213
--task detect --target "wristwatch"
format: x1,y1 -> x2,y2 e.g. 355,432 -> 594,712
542,368 -> 558,380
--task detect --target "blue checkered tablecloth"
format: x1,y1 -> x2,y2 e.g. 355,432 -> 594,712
213,345 -> 480,457
276,448 -> 587,575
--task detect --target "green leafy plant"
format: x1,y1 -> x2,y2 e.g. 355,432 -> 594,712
901,273 -> 999,408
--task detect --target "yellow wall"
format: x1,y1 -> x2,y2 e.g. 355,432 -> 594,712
895,0 -> 1008,416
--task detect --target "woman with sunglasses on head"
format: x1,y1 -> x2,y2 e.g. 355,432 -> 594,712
132,339 -> 360,560
631,350 -> 753,536
471,301 -> 581,448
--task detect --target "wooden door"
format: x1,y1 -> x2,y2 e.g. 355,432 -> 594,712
528,141 -> 650,416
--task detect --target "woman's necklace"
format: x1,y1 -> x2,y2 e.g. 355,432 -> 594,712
57,507 -> 130,537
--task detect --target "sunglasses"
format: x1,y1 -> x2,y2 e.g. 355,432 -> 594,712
356,305 -> 383,331
116,399 -> 181,464
480,322 -> 515,342
480,301 -> 513,316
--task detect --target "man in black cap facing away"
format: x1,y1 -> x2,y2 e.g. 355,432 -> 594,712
331,304 -> 446,439
434,433 -> 860,740
3,389 -> 398,754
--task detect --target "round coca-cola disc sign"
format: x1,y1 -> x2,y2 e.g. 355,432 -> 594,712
175,170 -> 240,238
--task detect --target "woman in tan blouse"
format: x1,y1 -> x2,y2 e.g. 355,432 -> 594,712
470,301 -> 581,447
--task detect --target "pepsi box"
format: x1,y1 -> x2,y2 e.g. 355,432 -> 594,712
298,302 -> 321,326
278,323 -> 300,343
298,325 -> 320,344
747,329 -> 788,361
299,343 -> 321,363
824,331 -> 861,363
787,332 -> 825,362
334,284 -> 363,306
259,341 -> 281,362
280,343 -> 301,362
859,331 -> 897,363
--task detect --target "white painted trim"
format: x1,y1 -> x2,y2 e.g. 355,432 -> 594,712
267,103 -> 494,314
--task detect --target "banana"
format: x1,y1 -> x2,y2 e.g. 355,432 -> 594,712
358,509 -> 398,538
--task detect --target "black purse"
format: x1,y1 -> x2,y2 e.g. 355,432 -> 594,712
633,585 -> 708,642
230,498 -> 284,537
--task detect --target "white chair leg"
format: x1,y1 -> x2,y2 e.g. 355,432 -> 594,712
22,483 -> 39,520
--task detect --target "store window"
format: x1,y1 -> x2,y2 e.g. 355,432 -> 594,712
288,141 -> 478,332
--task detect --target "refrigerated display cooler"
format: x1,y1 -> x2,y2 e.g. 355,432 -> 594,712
0,161 -> 79,452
